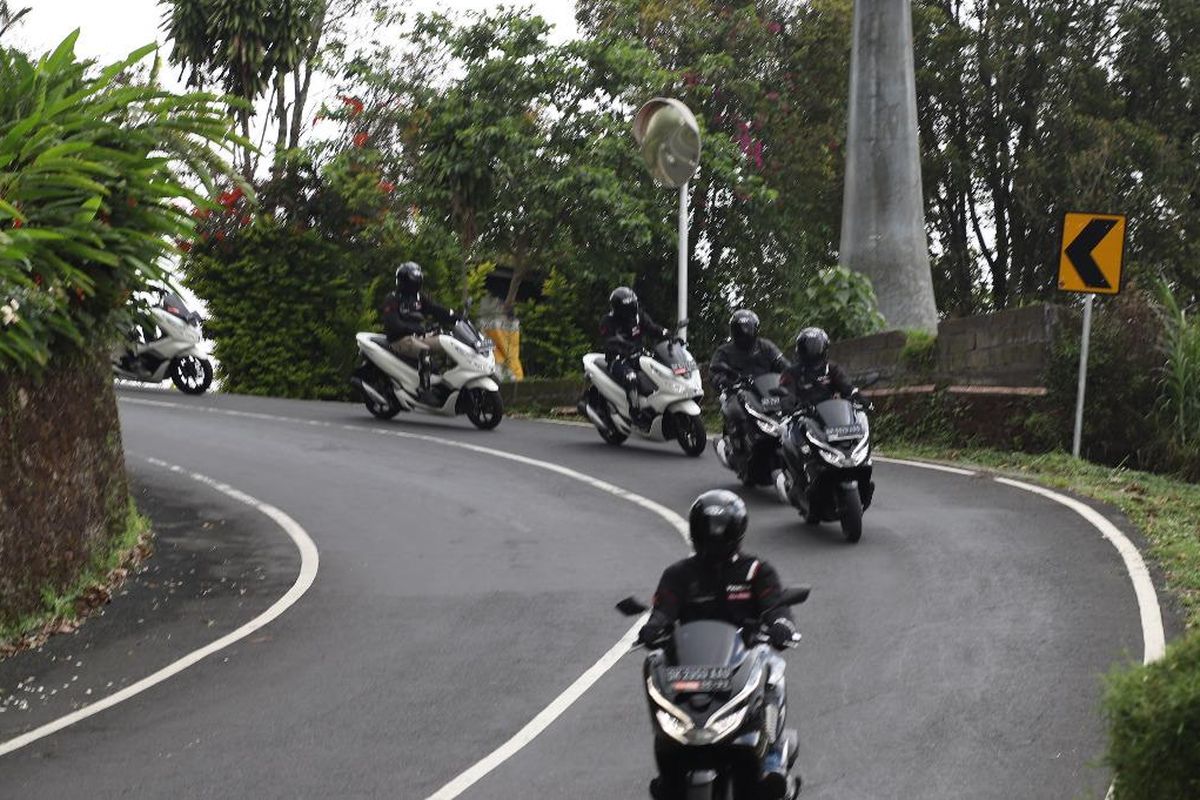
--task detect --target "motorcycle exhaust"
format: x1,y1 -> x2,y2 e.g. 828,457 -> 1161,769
583,402 -> 612,433
714,437 -> 733,470
350,376 -> 390,408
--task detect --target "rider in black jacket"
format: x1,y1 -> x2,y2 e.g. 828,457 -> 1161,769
381,262 -> 456,391
779,326 -> 861,408
639,490 -> 801,800
599,286 -> 670,424
710,310 -> 790,447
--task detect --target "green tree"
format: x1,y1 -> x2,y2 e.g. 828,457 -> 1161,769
0,33 -> 243,372
0,1 -> 29,40
160,0 -> 339,177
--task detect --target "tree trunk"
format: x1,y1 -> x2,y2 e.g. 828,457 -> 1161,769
840,0 -> 939,332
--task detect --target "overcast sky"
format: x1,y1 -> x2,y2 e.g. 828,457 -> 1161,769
14,0 -> 579,67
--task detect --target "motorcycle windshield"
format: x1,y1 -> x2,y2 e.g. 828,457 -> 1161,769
161,293 -> 192,319
752,373 -> 781,396
453,319 -> 490,351
652,340 -> 697,375
671,620 -> 743,667
815,398 -> 857,428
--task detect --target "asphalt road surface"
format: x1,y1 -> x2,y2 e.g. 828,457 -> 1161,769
0,388 -> 1152,799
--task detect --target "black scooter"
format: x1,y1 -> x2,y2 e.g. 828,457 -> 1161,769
617,587 -> 811,800
776,396 -> 874,543
713,374 -> 788,488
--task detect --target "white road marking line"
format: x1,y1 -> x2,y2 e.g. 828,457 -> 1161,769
0,458 -> 320,758
118,396 -> 689,797
426,616 -> 647,800
994,477 -> 1165,664
873,456 -> 977,476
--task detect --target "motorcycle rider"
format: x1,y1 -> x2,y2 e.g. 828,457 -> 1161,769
710,310 -> 790,449
380,262 -> 456,392
779,326 -> 864,408
598,286 -> 670,426
638,490 -> 802,800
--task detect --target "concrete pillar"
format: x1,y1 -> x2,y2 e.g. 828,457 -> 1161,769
839,0 -> 939,333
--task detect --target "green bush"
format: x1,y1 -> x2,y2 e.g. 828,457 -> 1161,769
516,266 -> 593,378
183,152 -> 462,399
792,265 -> 886,342
0,34 -> 241,373
899,329 -> 938,371
1155,282 -> 1200,479
1104,630 -> 1200,799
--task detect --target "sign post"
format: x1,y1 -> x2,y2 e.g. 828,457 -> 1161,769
632,98 -> 701,340
1057,211 -> 1127,458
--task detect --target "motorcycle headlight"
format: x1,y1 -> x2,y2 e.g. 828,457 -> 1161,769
655,709 -> 693,743
705,704 -> 749,741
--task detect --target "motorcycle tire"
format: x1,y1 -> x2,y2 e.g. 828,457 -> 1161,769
365,395 -> 400,420
465,389 -> 503,430
676,413 -> 708,457
839,484 -> 864,543
171,355 -> 213,395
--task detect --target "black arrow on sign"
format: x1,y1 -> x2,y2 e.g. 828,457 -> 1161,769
1065,218 -> 1117,290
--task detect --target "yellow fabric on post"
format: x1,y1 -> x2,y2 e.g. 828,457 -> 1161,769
483,321 -> 524,381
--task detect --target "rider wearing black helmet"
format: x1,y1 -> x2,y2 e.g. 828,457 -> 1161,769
598,286 -> 670,424
779,326 -> 861,408
710,310 -> 790,445
639,490 -> 801,800
380,262 -> 457,391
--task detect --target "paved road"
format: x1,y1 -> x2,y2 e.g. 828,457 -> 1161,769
0,388 -> 1149,799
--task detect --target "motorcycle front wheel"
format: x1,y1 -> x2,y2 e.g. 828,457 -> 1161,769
676,413 -> 708,457
171,355 -> 213,395
465,389 -> 503,430
839,484 -> 864,543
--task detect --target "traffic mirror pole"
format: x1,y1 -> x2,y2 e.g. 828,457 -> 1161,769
1072,293 -> 1094,459
678,182 -> 688,341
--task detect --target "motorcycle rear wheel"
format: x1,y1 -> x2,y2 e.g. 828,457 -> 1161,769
365,395 -> 400,420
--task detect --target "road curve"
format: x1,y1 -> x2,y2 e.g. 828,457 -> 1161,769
0,388 -> 1148,799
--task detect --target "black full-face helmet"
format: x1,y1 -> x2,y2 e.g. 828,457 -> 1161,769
396,261 -> 424,295
610,286 -> 639,324
730,309 -> 760,351
688,489 -> 749,564
794,326 -> 830,370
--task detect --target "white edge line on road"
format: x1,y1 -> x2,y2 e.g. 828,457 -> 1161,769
994,477 -> 1165,664
118,396 -> 687,799
873,455 -> 977,477
0,458 -> 320,758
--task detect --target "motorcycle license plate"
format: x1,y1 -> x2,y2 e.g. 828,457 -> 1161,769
826,423 -> 864,441
664,666 -> 734,693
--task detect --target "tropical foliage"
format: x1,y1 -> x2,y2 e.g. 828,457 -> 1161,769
0,33 -> 242,373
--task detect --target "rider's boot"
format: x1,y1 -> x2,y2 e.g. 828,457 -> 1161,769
418,351 -> 432,392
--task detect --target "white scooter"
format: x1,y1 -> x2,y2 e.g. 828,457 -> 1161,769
350,314 -> 504,429
112,292 -> 213,394
579,329 -> 707,456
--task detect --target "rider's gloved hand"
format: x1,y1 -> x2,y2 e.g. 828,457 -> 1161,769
638,623 -> 668,647
767,619 -> 800,650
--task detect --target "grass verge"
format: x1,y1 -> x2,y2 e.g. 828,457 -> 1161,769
880,443 -> 1200,629
0,501 -> 154,658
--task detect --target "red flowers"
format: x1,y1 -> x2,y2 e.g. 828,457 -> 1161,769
217,187 -> 244,208
177,240 -> 193,253
341,96 -> 364,117
352,131 -> 370,148
378,179 -> 395,194
11,218 -> 22,229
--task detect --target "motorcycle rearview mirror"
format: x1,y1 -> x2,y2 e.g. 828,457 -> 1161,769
772,587 -> 810,610
674,318 -> 689,331
616,597 -> 649,616
858,371 -> 881,389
